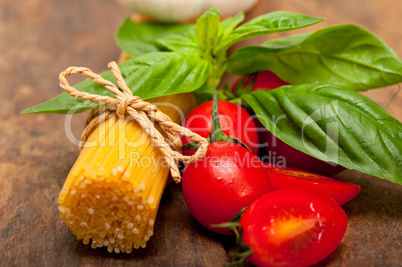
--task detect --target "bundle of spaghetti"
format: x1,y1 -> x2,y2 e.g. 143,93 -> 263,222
57,69 -> 197,253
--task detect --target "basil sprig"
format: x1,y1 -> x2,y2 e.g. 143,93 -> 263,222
242,85 -> 402,182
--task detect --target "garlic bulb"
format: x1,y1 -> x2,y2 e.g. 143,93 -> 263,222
116,0 -> 258,22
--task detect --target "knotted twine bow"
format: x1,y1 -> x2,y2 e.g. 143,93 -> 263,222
59,61 -> 208,183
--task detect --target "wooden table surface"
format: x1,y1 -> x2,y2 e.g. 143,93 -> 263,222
1,0 -> 401,266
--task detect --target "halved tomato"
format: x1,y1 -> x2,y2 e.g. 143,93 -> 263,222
262,163 -> 360,205
240,188 -> 348,267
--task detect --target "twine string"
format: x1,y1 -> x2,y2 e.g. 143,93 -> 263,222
59,61 -> 208,183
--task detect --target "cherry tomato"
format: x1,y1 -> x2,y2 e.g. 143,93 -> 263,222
240,188 -> 348,267
260,131 -> 346,176
262,163 -> 360,205
182,142 -> 272,235
181,100 -> 259,155
233,70 -> 345,176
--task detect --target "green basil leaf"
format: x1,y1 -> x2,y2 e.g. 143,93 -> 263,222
242,84 -> 402,183
228,24 -> 402,91
196,6 -> 221,51
219,12 -> 245,41
262,32 -> 311,49
157,32 -> 201,55
116,18 -> 194,58
227,45 -> 281,73
22,52 -> 209,114
215,11 -> 324,53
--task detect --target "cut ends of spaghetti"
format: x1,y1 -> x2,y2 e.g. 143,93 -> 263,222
58,114 -> 168,253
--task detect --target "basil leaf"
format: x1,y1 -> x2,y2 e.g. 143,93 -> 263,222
157,32 -> 201,55
196,6 -> 221,51
242,84 -> 402,183
262,32 -> 310,49
22,52 -> 209,114
227,45 -> 281,73
116,18 -> 194,58
215,11 -> 324,53
219,12 -> 245,41
228,24 -> 402,91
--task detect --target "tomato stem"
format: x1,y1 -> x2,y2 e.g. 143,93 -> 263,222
214,207 -> 254,267
181,89 -> 254,152
211,88 -> 223,139
210,89 -> 254,152
209,132 -> 217,143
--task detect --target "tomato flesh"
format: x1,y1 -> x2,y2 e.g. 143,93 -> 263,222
240,188 -> 347,267
181,100 -> 259,155
182,142 -> 272,235
262,163 -> 360,205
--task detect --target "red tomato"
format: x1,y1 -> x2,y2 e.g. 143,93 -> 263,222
240,188 -> 348,267
233,70 -> 345,176
262,163 -> 360,205
182,142 -> 272,235
260,130 -> 346,176
181,100 -> 259,155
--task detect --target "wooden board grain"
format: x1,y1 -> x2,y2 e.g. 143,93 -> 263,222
0,0 -> 401,266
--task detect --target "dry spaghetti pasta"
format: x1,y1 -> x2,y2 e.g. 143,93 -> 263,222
58,88 -> 196,253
